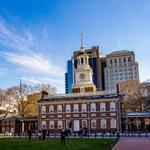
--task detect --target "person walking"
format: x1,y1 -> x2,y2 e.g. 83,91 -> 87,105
38,130 -> 42,140
42,129 -> 47,140
61,129 -> 66,145
28,129 -> 32,141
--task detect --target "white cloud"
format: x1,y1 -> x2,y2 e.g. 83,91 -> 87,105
21,77 -> 42,85
21,76 -> 64,93
0,15 -> 65,93
1,52 -> 64,76
0,20 -> 33,52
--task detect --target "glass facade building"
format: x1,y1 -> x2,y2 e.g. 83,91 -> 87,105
65,59 -> 74,93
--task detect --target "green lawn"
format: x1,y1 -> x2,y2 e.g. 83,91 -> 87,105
0,138 -> 117,150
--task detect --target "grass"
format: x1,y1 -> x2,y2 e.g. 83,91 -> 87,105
0,137 -> 117,150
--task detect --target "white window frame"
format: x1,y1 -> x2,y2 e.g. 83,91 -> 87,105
91,119 -> 96,129
66,104 -> 71,113
57,105 -> 62,113
66,120 -> 71,129
111,118 -> 116,128
42,120 -> 46,129
74,104 -> 79,112
90,103 -> 96,112
101,119 -> 106,128
41,106 -> 46,113
100,103 -> 106,112
49,105 -> 54,113
49,120 -> 54,129
58,120 -> 63,129
81,103 -> 87,112
110,102 -> 116,111
82,119 -> 87,128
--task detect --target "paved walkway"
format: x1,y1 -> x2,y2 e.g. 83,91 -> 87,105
113,138 -> 150,150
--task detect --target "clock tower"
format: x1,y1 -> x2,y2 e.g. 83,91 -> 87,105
72,34 -> 96,93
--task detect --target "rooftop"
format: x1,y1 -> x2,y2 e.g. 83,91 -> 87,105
107,50 -> 134,57
122,112 -> 150,117
39,91 -> 124,102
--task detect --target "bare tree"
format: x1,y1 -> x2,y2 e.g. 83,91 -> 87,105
119,80 -> 149,112
7,83 -> 56,117
0,88 -> 15,120
29,83 -> 56,95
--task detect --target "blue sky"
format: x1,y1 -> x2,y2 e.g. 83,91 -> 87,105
0,0 -> 150,93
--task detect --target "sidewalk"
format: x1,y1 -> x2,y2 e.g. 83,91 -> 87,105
113,138 -> 150,150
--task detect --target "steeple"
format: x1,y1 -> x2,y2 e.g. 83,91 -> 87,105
72,34 -> 96,94
80,33 -> 85,52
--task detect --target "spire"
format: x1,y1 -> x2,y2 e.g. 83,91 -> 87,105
80,33 -> 85,52
20,79 -> 22,94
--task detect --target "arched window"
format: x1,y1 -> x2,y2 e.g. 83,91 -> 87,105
49,121 -> 54,129
58,120 -> 63,129
111,118 -> 116,128
101,119 -> 106,128
66,120 -> 71,129
82,120 -> 87,128
42,120 -> 46,129
91,119 -> 96,128
81,57 -> 84,64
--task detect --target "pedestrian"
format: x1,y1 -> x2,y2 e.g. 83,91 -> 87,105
42,129 -> 47,140
117,132 -> 120,139
38,130 -> 42,140
61,129 -> 66,145
47,130 -> 50,137
28,129 -> 32,141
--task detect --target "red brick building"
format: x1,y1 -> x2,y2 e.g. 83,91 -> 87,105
38,41 -> 123,133
38,92 -> 122,133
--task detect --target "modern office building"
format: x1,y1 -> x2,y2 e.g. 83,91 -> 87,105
65,59 -> 74,94
104,50 -> 139,91
65,36 -> 140,93
98,57 -> 106,90
65,73 -> 68,93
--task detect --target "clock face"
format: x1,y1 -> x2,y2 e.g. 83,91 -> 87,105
80,73 -> 85,80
